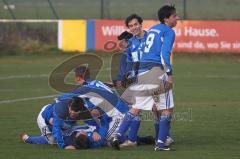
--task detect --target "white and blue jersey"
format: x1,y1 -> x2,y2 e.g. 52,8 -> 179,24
57,80 -> 129,118
52,99 -> 79,148
140,24 -> 175,74
44,96 -> 99,148
39,102 -> 77,138
126,32 -> 147,77
63,120 -> 108,149
57,80 -> 130,140
40,103 -> 54,128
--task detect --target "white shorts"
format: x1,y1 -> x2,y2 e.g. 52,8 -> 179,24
131,90 -> 174,110
155,89 -> 174,110
105,114 -> 124,140
121,67 -> 174,110
37,104 -> 55,144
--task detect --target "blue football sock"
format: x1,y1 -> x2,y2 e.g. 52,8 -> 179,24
157,115 -> 171,147
117,111 -> 135,137
26,135 -> 48,144
154,119 -> 159,141
128,115 -> 141,142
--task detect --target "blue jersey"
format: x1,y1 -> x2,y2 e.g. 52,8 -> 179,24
41,103 -> 54,126
140,23 -> 175,74
113,52 -> 127,82
38,96 -> 102,148
40,101 -> 78,142
52,96 -> 99,148
57,80 -> 129,118
126,32 -> 147,77
63,111 -> 109,149
52,99 -> 78,148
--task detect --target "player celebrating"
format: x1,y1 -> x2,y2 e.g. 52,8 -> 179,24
20,96 -> 106,149
112,14 -> 148,147
124,14 -> 147,87
57,66 -> 142,145
112,4 -> 179,151
113,31 -> 133,88
22,120 -> 109,150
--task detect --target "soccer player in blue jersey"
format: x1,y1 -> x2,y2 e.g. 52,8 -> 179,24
36,103 -> 54,144
124,14 -> 148,87
57,66 -> 142,147
112,5 -> 179,151
21,96 -> 106,149
111,14 -> 148,147
112,14 -> 162,148
21,119 -> 152,150
21,66 -> 154,149
52,96 -> 98,149
22,117 -> 109,150
63,124 -> 108,149
113,31 -> 133,88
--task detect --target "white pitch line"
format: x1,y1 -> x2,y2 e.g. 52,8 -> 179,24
1,73 -> 239,80
0,95 -> 57,104
0,69 -> 111,80
0,19 -> 58,23
180,74 -> 240,79
0,74 -> 49,80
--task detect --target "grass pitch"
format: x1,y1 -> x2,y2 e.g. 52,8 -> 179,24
1,0 -> 240,20
0,53 -> 240,159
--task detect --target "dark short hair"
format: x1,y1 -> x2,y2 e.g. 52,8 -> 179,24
125,14 -> 143,27
74,133 -> 88,149
74,66 -> 90,80
117,31 -> 133,40
158,4 -> 176,23
68,97 -> 85,112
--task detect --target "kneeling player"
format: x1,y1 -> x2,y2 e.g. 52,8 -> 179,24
20,96 -> 103,149
58,66 -> 142,147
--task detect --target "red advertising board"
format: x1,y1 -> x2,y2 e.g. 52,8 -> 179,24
174,21 -> 240,53
95,20 -> 126,51
95,20 -> 240,53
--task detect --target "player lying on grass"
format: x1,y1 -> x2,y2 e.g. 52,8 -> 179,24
20,96 -> 108,149
21,118 -> 109,149
21,94 -> 152,149
21,115 -> 154,150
